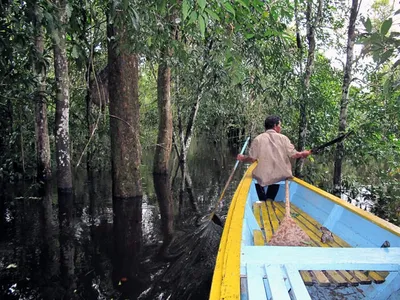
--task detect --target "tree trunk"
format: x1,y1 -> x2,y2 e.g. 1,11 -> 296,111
154,60 -> 173,174
82,0 -> 95,176
52,0 -> 72,193
33,1 -> 51,183
107,6 -> 143,285
295,0 -> 323,177
173,40 -> 212,171
108,40 -> 142,198
153,3 -> 178,175
153,174 -> 174,255
51,0 -> 74,293
333,0 -> 359,196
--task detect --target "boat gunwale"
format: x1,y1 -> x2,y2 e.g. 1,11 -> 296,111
292,177 -> 400,237
209,163 -> 255,300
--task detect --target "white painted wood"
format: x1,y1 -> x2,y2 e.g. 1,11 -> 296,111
283,265 -> 312,300
242,246 -> 400,271
246,264 -> 268,300
264,264 -> 290,300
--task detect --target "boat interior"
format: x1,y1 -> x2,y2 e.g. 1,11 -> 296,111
240,177 -> 400,300
252,198 -> 388,286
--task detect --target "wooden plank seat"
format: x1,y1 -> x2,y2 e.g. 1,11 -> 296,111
252,201 -> 388,287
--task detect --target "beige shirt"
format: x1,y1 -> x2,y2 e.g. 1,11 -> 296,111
249,130 -> 299,186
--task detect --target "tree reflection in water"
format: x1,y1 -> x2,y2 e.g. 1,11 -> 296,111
0,142 -> 242,299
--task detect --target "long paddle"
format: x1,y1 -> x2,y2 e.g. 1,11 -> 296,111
311,131 -> 353,154
209,136 -> 250,221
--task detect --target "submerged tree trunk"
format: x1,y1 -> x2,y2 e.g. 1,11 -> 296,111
51,0 -> 74,294
40,182 -> 57,279
295,0 -> 323,177
107,5 -> 143,288
58,191 -> 76,297
333,0 -> 359,196
153,174 -> 174,256
33,1 -> 51,183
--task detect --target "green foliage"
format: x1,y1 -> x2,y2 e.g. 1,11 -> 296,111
139,64 -> 158,148
0,0 -> 399,224
359,9 -> 400,69
380,17 -> 392,35
0,0 -> 47,180
370,180 -> 400,226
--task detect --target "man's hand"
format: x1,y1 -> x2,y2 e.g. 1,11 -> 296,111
291,150 -> 312,159
302,150 -> 312,158
237,154 -> 256,163
237,154 -> 246,161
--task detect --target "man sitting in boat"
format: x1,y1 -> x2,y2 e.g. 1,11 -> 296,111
237,115 -> 311,201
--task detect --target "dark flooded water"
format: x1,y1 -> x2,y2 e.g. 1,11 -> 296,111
0,140 -> 243,299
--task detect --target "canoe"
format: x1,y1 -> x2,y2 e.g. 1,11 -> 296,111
210,163 -> 400,300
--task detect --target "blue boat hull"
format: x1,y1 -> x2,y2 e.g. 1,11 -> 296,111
210,163 -> 400,300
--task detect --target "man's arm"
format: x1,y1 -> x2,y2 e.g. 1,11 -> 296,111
237,154 -> 257,163
291,150 -> 312,159
285,136 -> 312,159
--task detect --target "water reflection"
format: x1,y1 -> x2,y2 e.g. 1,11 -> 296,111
58,190 -> 76,298
153,174 -> 174,256
0,140 -> 242,299
39,183 -> 57,293
112,195 -> 145,299
0,182 -> 5,241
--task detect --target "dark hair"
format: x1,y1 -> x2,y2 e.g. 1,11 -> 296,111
264,115 -> 281,130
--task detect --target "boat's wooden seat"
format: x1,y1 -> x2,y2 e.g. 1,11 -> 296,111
252,201 -> 389,286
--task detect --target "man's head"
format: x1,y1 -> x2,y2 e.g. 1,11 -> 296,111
264,115 -> 281,133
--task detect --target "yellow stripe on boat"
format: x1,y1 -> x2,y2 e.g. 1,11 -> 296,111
209,163 -> 255,300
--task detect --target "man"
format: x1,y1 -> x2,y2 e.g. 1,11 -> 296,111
237,115 -> 311,201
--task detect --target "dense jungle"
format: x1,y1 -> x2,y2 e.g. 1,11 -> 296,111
1,0 -> 399,299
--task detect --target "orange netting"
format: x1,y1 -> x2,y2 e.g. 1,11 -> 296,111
268,180 -> 311,246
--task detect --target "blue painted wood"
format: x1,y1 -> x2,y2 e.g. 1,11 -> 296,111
264,264 -> 290,300
246,195 -> 260,230
290,182 -> 400,247
242,246 -> 400,271
242,190 -> 262,248
323,204 -> 344,229
243,207 -> 260,246
239,176 -> 400,300
262,278 -> 272,300
335,208 -> 400,247
366,272 -> 400,299
290,185 -> 334,226
248,180 -> 259,206
242,218 -> 251,247
283,265 -> 312,300
246,264 -> 268,300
